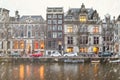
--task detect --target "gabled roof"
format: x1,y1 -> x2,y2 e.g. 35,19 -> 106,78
65,8 -> 95,20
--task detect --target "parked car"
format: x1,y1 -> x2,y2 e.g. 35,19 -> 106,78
114,53 -> 120,58
63,52 -> 78,57
9,52 -> 21,57
79,53 -> 96,57
29,52 -> 43,57
98,52 -> 113,57
50,51 -> 61,57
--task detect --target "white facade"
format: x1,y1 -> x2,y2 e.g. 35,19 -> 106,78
64,24 -> 78,53
88,24 -> 102,53
64,23 -> 102,53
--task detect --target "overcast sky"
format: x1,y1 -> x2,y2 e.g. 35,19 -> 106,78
0,0 -> 120,19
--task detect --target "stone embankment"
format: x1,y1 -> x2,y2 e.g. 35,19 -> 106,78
0,57 -> 119,63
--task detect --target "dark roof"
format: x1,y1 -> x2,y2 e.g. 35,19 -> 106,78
65,8 -> 95,20
117,15 -> 120,21
20,15 -> 44,22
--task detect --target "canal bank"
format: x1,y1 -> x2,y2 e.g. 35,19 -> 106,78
1,61 -> 120,80
0,57 -> 119,63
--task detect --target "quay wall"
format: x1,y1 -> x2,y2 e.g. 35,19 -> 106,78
0,57 -> 119,63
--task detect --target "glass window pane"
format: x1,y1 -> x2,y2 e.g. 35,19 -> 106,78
58,32 -> 62,38
58,25 -> 62,31
53,32 -> 57,38
53,25 -> 57,31
58,20 -> 62,24
58,15 -> 62,19
48,20 -> 52,24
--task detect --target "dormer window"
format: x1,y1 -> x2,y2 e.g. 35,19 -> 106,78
26,19 -> 33,23
79,15 -> 87,22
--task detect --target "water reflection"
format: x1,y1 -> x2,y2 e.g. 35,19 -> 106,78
19,64 -> 24,80
0,62 -> 120,80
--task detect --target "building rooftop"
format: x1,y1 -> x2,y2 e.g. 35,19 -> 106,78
47,7 -> 63,13
64,3 -> 99,21
20,15 -> 44,22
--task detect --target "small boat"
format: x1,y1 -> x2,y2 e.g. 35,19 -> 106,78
109,59 -> 120,63
91,60 -> 100,63
64,59 -> 84,63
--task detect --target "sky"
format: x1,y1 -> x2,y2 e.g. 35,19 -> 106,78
0,0 -> 120,19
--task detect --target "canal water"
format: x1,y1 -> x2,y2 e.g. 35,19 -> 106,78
0,62 -> 120,80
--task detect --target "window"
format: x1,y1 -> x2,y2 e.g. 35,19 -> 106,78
80,15 -> 87,22
58,15 -> 62,19
13,40 -> 19,49
79,36 -> 88,44
58,20 -> 62,24
28,26 -> 31,30
80,47 -> 88,53
34,41 -> 39,49
53,14 -> 57,18
28,31 -> 31,37
93,27 -> 99,33
52,40 -> 56,48
48,20 -> 52,24
20,40 -> 24,49
48,41 -> 51,48
48,32 -> 52,38
53,20 -> 57,24
48,25 -> 52,31
58,32 -> 62,38
48,15 -> 52,18
40,41 -> 44,49
58,25 -> 62,31
67,26 -> 73,32
53,32 -> 57,38
67,37 -> 73,44
94,37 -> 99,44
103,36 -> 112,41
67,47 -> 73,52
35,32 -> 38,37
47,10 -> 52,12
53,25 -> 57,31
21,31 -> 24,37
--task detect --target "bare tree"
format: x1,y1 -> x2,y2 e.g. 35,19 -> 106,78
0,9 -> 17,56
1,16 -> 10,56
